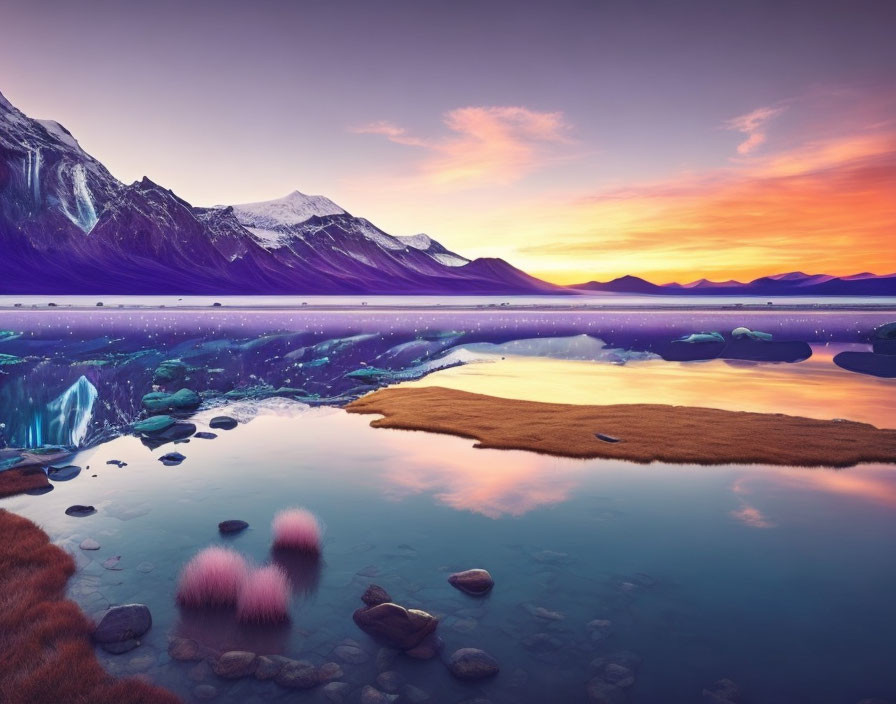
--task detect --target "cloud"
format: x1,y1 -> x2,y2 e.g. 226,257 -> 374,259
725,105 -> 786,155
351,106 -> 572,188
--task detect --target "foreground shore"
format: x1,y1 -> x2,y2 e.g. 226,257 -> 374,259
347,387 -> 896,467
0,509 -> 180,704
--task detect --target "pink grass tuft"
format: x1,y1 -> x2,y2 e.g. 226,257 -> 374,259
176,547 -> 249,608
237,565 -> 291,623
271,508 -> 321,553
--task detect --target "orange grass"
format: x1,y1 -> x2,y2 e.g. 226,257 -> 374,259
0,509 -> 181,704
0,466 -> 50,498
346,387 -> 896,467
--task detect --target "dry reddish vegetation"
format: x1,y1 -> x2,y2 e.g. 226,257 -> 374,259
0,466 -> 50,498
0,509 -> 181,704
347,386 -> 896,467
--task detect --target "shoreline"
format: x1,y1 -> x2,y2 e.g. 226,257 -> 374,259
347,386 -> 896,467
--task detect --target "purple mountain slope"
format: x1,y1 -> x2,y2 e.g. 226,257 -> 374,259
0,91 -> 561,295
574,271 -> 896,296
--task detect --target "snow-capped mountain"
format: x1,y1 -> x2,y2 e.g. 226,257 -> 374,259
0,90 -> 557,295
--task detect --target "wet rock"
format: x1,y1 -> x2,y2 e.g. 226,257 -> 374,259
353,602 -> 439,650
404,633 -> 443,660
193,684 -> 217,700
93,604 -> 152,644
142,388 -> 201,413
361,685 -> 398,704
376,670 -> 402,693
159,451 -> 186,466
400,684 -> 431,703
447,648 -> 499,680
703,678 -> 743,703
322,682 -> 351,703
209,416 -> 238,430
101,555 -> 122,570
168,637 -> 201,661
100,639 -> 141,654
275,659 -> 319,689
362,583 -> 392,606
448,569 -> 494,596
212,651 -> 257,679
47,464 -> 81,481
522,632 -> 563,652
79,538 -> 101,550
132,415 -> 177,435
194,431 -> 218,439
318,661 -> 344,683
586,678 -> 626,704
65,504 -> 96,517
218,519 -> 249,534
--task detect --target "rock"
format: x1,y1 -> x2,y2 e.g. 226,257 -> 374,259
529,605 -> 564,621
317,661 -> 343,683
93,604 -> 152,644
447,648 -> 499,680
193,684 -> 217,700
218,519 -> 249,534
448,569 -> 494,596
522,632 -> 562,652
362,584 -> 392,606
209,416 -> 238,430
702,678 -> 742,703
404,633 -> 442,660
352,602 -> 439,650
596,663 -> 635,688
159,451 -> 186,466
376,647 -> 398,670
334,643 -> 369,664
587,678 -> 626,704
106,459 -> 127,467
100,639 -> 141,654
65,504 -> 96,517
212,651 -> 257,679
834,350 -> 896,378
253,655 -> 285,680
101,555 -> 122,570
168,637 -> 201,661
400,685 -> 431,703
274,659 -> 318,689
153,360 -> 187,384
142,388 -> 201,413
322,682 -> 351,703
47,464 -> 81,481
376,670 -> 402,693
361,685 -> 398,704
132,415 -> 176,435
136,561 -> 155,573
194,431 -> 218,439
79,538 -> 101,550
732,326 -> 772,341
587,619 -> 612,641
595,433 -> 620,443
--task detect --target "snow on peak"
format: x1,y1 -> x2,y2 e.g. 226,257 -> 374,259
36,119 -> 81,150
0,90 -> 13,111
226,190 -> 346,228
398,233 -> 433,251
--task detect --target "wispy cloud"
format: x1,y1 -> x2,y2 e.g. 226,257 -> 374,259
725,105 -> 786,155
351,106 -> 572,188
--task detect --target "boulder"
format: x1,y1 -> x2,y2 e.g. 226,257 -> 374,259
447,648 -> 499,680
132,415 -> 176,435
153,360 -> 187,385
218,519 -> 249,534
93,604 -> 152,644
141,388 -> 201,413
212,651 -> 257,679
353,602 -> 438,650
209,416 -> 238,430
362,584 -> 392,606
448,569 -> 494,596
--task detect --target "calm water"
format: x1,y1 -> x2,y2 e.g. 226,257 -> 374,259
1,304 -> 895,703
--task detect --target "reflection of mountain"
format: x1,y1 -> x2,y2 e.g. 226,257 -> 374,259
0,91 -> 558,295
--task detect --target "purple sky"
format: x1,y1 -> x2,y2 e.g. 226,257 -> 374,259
3,0 -> 895,282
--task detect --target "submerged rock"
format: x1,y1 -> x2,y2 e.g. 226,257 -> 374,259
362,584 -> 392,606
168,637 -> 202,661
65,504 -> 96,517
209,416 -> 238,430
361,685 -> 398,704
404,633 -> 443,660
100,639 -> 141,654
586,678 -> 626,704
448,568 -> 494,596
447,648 -> 499,680
353,601 -> 439,650
93,604 -> 152,644
218,519 -> 249,534
213,651 -> 258,679
702,678 -> 743,703
274,659 -> 318,689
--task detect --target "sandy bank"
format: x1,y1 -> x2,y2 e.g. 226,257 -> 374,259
346,387 -> 896,467
0,509 -> 181,704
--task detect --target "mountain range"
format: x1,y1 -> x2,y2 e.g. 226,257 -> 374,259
0,90 -> 893,297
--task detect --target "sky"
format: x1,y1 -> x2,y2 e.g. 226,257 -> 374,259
2,0 -> 895,284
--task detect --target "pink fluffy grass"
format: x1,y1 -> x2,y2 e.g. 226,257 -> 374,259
271,508 -> 321,553
176,546 -> 249,608
237,565 -> 291,623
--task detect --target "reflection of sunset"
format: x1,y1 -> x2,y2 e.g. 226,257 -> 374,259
400,348 -> 896,428
371,429 -> 585,518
